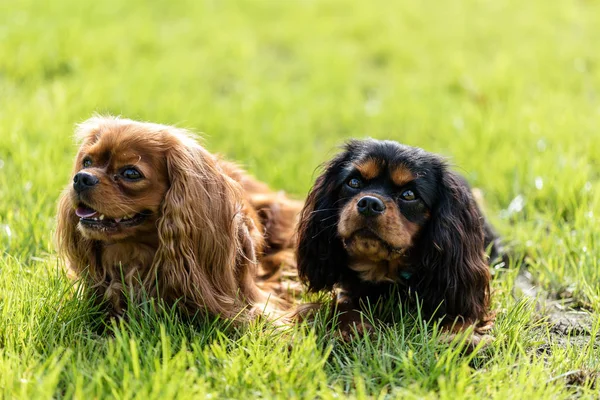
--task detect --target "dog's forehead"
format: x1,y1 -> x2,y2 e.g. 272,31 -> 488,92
349,140 -> 441,182
81,125 -> 161,165
349,143 -> 419,183
352,156 -> 415,186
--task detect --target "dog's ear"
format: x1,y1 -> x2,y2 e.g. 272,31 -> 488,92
297,152 -> 351,292
418,169 -> 490,324
150,131 -> 263,319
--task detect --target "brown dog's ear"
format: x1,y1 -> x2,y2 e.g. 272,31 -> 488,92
149,131 -> 263,319
417,170 -> 490,324
55,189 -> 98,280
296,153 -> 351,292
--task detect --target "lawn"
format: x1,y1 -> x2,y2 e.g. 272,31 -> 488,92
1,0 -> 599,398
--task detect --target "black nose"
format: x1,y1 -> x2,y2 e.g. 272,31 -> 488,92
73,171 -> 99,193
357,196 -> 386,217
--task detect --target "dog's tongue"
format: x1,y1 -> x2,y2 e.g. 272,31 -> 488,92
76,205 -> 98,218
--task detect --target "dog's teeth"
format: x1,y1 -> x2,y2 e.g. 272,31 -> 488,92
115,218 -> 122,223
99,215 -> 105,220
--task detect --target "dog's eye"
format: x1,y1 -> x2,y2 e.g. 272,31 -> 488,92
122,168 -> 143,181
347,178 -> 362,189
82,158 -> 92,168
401,189 -> 416,201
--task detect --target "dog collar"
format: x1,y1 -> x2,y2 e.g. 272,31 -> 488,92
399,271 -> 412,280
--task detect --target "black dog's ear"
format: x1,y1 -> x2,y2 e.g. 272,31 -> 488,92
296,153 -> 350,292
418,169 -> 491,324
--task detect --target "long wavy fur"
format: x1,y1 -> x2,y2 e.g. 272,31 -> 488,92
56,116 -> 297,320
296,140 -> 493,328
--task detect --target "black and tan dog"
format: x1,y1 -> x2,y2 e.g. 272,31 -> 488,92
296,139 -> 502,345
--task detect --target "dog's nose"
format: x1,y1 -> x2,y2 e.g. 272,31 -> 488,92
357,196 -> 386,217
73,171 -> 99,193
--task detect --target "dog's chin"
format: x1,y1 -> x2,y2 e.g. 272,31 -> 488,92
75,203 -> 152,241
342,228 -> 406,262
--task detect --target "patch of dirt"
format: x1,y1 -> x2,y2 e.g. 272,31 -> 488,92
514,270 -> 599,393
548,308 -> 592,336
565,369 -> 598,390
513,269 -> 595,338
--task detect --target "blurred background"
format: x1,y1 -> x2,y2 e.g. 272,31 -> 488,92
0,0 -> 599,303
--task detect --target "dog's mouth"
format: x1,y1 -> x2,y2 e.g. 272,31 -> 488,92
76,204 -> 149,230
344,228 -> 406,255
351,228 -> 383,241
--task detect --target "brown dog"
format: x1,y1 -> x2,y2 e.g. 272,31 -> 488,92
56,116 -> 301,320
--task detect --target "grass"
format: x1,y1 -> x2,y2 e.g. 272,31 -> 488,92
1,0 -> 599,398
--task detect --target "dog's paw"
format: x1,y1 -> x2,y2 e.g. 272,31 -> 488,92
338,321 -> 374,342
440,331 -> 494,353
468,333 -> 494,348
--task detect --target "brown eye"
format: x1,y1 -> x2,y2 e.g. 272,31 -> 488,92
401,189 -> 416,201
122,167 -> 142,181
82,158 -> 92,168
347,178 -> 362,189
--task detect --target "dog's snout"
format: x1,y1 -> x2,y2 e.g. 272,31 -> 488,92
73,171 -> 99,193
357,196 -> 386,217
